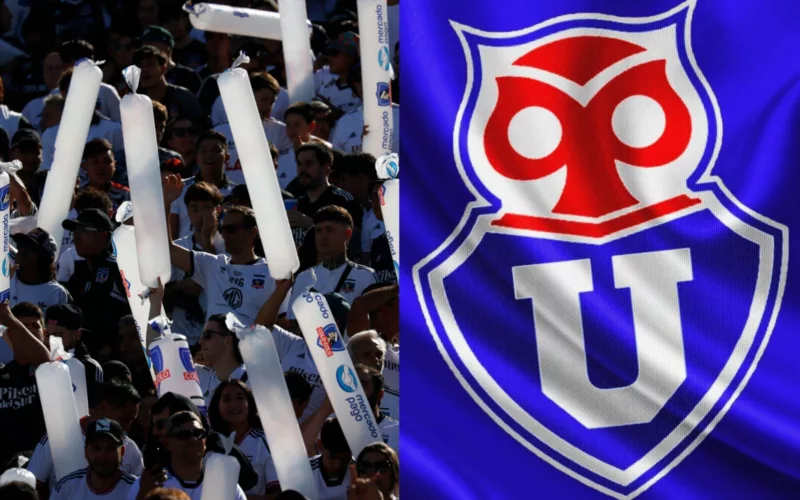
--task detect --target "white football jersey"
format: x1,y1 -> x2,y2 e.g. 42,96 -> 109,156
170,177 -> 237,240
50,468 -> 137,500
237,428 -> 279,496
127,471 -> 247,500
196,364 -> 248,405
56,243 -> 84,282
214,118 -> 293,184
285,262 -> 377,320
314,68 -> 362,116
41,118 -> 124,171
271,325 -> 326,422
381,343 -> 399,421
190,252 -> 276,326
10,276 -> 71,313
329,104 -> 400,154
0,104 -> 24,138
29,430 -> 144,489
309,455 -> 351,500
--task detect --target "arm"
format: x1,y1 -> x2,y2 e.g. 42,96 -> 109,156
347,284 -> 399,335
300,396 -> 333,457
162,175 -> 192,272
145,279 -> 165,348
9,174 -> 34,216
0,303 -> 49,366
254,279 -> 293,328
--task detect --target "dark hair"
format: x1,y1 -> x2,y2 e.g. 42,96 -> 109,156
184,181 -> 224,207
152,101 -> 168,123
225,185 -> 251,208
59,39 -> 95,63
196,129 -> 228,152
249,72 -> 280,96
353,363 -> 384,396
98,378 -> 141,407
43,93 -> 65,111
102,360 -> 132,383
208,380 -> 261,436
296,142 -> 333,167
75,188 -> 114,214
58,67 -> 74,95
285,372 -> 313,404
82,138 -> 113,161
11,302 -> 43,320
283,102 -> 315,124
207,314 -> 243,364
313,205 -> 353,228
0,482 -> 38,500
336,152 -> 378,181
133,45 -> 168,66
222,206 -> 257,233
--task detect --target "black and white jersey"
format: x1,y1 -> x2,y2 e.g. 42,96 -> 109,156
50,467 -> 137,499
309,455 -> 351,500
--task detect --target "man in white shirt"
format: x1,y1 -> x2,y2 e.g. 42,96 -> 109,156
214,72 -> 293,184
286,206 -> 376,323
165,175 -> 276,326
314,32 -> 363,117
277,102 -> 332,190
195,313 -> 247,404
309,418 -> 353,500
50,418 -> 138,499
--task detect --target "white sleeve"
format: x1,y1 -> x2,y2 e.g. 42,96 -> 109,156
190,251 -> 220,288
271,325 -> 302,361
56,250 -> 75,283
100,84 -> 122,122
27,436 -> 53,483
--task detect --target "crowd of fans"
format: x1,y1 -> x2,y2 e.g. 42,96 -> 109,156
0,0 -> 399,498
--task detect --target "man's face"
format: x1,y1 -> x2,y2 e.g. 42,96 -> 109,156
313,111 -> 333,140
254,88 -> 277,120
165,420 -> 207,463
137,56 -> 166,88
83,152 -> 116,187
337,172 -> 369,201
197,138 -> 227,176
154,118 -> 166,143
11,146 -> 43,173
314,221 -> 350,257
352,338 -> 385,372
118,322 -> 142,365
150,42 -> 171,60
219,212 -> 256,255
116,37 -> 138,68
296,150 -> 327,189
43,53 -> 65,89
187,201 -> 218,235
18,316 -> 45,346
14,246 -> 42,273
357,371 -> 382,410
73,227 -> 110,258
167,119 -> 199,157
285,113 -> 312,140
328,50 -> 353,74
98,401 -> 139,433
46,324 -> 80,351
40,102 -> 63,131
85,437 -> 124,477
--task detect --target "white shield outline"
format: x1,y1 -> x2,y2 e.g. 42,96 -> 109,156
412,1 -> 789,498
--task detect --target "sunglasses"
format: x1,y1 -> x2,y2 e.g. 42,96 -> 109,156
169,428 -> 207,441
200,329 -> 229,340
357,459 -> 392,474
172,126 -> 198,138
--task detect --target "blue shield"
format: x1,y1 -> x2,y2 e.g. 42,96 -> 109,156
414,2 -> 788,497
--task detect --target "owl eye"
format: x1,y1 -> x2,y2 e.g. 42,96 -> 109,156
611,95 -> 666,148
508,106 -> 562,160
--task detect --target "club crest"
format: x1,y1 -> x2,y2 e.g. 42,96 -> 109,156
413,2 -> 788,498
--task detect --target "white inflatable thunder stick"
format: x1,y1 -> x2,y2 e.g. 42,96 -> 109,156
357,0 -> 395,158
37,59 -> 103,254
218,54 -> 299,280
292,272 -> 381,458
148,318 -> 206,413
227,314 -> 318,499
200,432 -> 241,500
119,66 -> 172,288
375,154 -> 399,282
35,362 -> 88,480
184,2 -> 311,41
279,0 -> 315,103
111,202 -> 161,382
48,336 -> 90,418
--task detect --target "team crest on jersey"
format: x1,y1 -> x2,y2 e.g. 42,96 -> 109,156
341,279 -> 356,294
413,2 -> 788,498
95,268 -> 109,283
252,278 -> 265,289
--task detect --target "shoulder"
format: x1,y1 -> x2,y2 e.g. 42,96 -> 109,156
53,467 -> 87,492
37,432 -> 50,446
329,186 -> 354,202
351,263 -> 376,274
174,235 -> 193,250
120,470 -> 137,485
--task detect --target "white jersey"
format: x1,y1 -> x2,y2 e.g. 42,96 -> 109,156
286,261 -> 377,320
41,118 -> 124,171
214,118 -> 293,184
309,455 -> 351,500
190,252 -> 276,326
196,364 -> 248,405
237,428 -> 279,495
361,207 -> 385,255
330,104 -> 400,154
0,104 -> 25,138
22,94 -> 48,131
271,325 -> 326,422
127,470 -> 247,500
381,343 -> 399,421
378,415 -> 399,453
211,87 -> 290,126
29,429 -> 144,489
170,177 -> 237,240
314,68 -> 362,116
51,468 -> 137,500
98,83 -> 122,122
9,276 -> 71,313
56,243 -> 84,283
170,234 -> 227,344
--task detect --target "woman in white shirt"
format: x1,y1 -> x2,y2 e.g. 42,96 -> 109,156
208,380 -> 279,499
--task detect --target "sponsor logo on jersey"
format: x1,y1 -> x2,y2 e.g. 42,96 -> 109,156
223,287 -> 244,309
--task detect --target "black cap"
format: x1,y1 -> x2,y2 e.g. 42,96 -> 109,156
45,304 -> 84,330
10,129 -> 42,151
11,227 -> 58,261
62,208 -> 115,233
85,418 -> 124,444
320,418 -> 351,456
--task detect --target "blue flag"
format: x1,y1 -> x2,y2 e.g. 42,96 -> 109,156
404,0 -> 800,498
